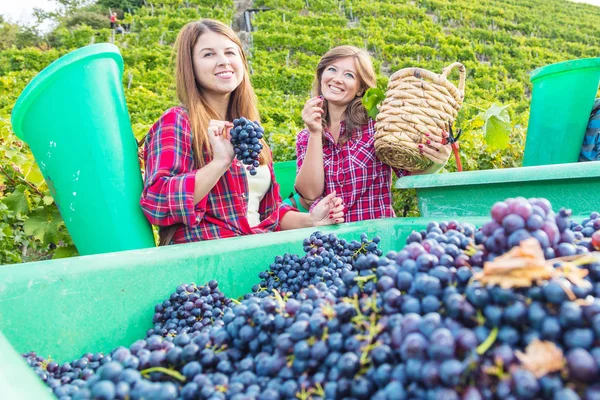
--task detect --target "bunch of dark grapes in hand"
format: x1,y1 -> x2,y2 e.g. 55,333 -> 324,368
230,117 -> 264,176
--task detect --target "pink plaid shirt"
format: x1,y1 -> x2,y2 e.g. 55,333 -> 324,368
141,107 -> 294,244
296,118 -> 408,222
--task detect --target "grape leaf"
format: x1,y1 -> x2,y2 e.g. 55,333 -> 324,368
515,340 -> 565,378
362,88 -> 386,119
52,245 -> 79,259
473,238 -> 552,288
42,196 -> 54,206
3,185 -> 30,217
479,104 -> 512,150
25,163 -> 46,187
23,208 -> 62,244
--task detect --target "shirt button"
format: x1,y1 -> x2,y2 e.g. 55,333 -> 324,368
242,193 -> 246,198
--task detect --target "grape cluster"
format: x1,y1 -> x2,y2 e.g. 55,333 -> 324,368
22,351 -> 108,399
230,117 -> 264,176
22,198 -> 600,400
476,197 -> 595,261
251,231 -> 382,299
147,281 -> 232,338
571,211 -> 600,252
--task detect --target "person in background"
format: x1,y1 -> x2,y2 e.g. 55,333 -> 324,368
115,24 -> 125,35
295,45 -> 452,223
109,12 -> 117,29
140,19 -> 345,245
579,99 -> 600,162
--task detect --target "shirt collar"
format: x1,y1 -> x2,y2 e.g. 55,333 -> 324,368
323,120 -> 347,144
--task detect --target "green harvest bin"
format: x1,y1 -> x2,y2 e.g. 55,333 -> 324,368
0,332 -> 51,399
396,161 -> 600,219
523,58 -> 600,167
0,217 -> 500,398
274,160 -> 297,198
11,43 -> 155,256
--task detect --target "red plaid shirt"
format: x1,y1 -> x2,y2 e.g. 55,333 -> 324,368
296,118 -> 408,223
141,107 -> 294,244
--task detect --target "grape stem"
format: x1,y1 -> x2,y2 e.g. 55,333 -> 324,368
140,367 -> 186,382
0,164 -> 46,198
476,327 -> 498,355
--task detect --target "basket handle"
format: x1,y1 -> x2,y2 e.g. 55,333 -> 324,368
441,62 -> 466,100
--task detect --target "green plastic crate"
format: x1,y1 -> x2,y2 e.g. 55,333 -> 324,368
396,162 -> 600,219
0,217 -> 488,398
274,160 -> 297,199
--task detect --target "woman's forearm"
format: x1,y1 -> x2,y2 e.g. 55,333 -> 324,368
279,210 -> 314,230
295,134 -> 325,200
193,160 -> 230,204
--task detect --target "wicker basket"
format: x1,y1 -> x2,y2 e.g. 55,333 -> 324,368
374,62 -> 466,171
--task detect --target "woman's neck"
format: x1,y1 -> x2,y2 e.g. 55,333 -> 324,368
327,103 -> 345,142
205,92 -> 231,119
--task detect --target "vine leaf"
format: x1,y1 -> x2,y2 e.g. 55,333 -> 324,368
23,207 -> 63,244
362,88 -> 386,119
515,339 -> 565,378
474,238 -> 598,291
52,245 -> 79,259
4,184 -> 31,217
475,104 -> 512,150
473,238 -> 552,288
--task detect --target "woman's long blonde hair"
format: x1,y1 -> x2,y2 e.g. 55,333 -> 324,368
175,19 -> 271,166
313,46 -> 377,143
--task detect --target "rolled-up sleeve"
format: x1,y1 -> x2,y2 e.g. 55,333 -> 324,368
295,129 -> 309,173
294,129 -> 312,200
140,108 -> 207,227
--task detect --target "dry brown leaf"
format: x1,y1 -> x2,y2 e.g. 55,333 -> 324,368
575,297 -> 595,307
475,239 -> 597,290
475,238 -> 553,288
552,278 -> 577,301
555,264 -> 591,289
515,339 -> 565,378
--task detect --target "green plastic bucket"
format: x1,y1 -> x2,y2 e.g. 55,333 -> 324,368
274,160 -> 297,199
523,57 -> 600,167
11,43 -> 155,256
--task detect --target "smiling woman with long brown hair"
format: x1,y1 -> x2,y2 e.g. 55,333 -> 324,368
140,19 -> 345,245
295,45 -> 452,222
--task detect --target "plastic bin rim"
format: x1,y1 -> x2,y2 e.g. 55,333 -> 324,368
530,57 -> 600,82
10,43 -> 124,141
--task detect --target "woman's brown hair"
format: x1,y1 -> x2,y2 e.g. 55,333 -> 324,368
175,19 -> 271,166
312,45 -> 377,143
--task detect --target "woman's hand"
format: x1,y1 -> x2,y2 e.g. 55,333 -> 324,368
302,96 -> 325,136
208,120 -> 234,166
418,130 -> 452,171
310,191 -> 345,226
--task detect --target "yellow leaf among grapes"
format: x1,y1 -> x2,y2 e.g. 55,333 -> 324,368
474,238 -> 599,290
515,339 -> 565,378
474,238 -> 553,289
